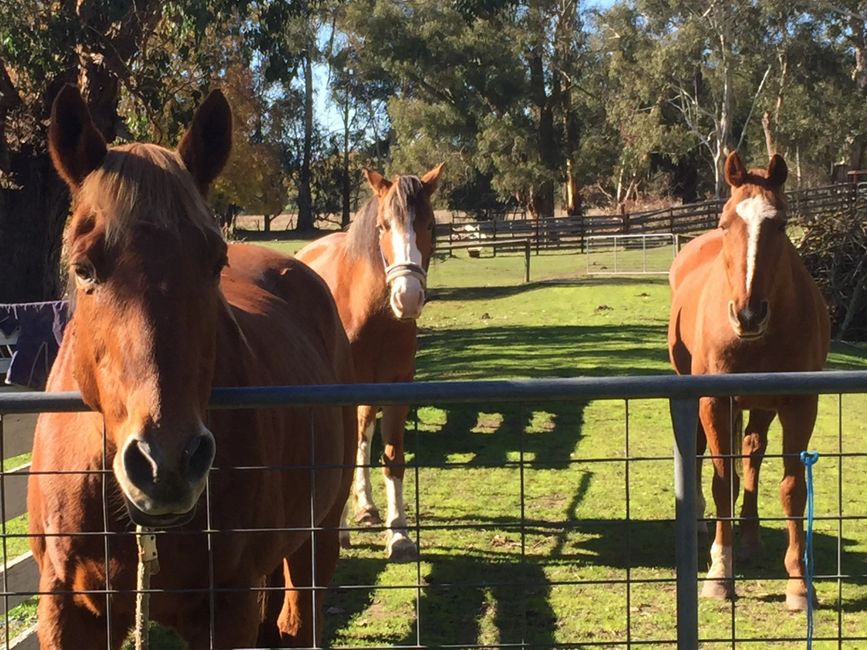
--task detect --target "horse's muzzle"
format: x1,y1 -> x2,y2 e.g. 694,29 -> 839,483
116,429 -> 215,527
123,499 -> 198,528
728,299 -> 770,339
386,262 -> 427,320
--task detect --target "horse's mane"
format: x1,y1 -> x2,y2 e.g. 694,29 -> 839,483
345,175 -> 429,264
76,143 -> 221,246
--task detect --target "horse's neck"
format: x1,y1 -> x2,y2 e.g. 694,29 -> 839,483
340,248 -> 390,329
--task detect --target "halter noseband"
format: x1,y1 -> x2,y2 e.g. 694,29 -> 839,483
380,247 -> 428,288
384,259 -> 428,287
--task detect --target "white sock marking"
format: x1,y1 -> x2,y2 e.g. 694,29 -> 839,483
354,423 -> 376,514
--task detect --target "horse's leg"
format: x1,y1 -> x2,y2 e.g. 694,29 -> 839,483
35,566 -> 131,650
276,526 -> 342,648
182,590 -> 260,650
380,403 -> 417,561
700,396 -> 740,600
353,404 -> 382,526
777,397 -> 818,612
738,409 -> 775,561
697,420 -> 708,538
339,499 -> 352,548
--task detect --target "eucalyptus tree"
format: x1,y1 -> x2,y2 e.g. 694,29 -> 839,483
341,0 -> 593,218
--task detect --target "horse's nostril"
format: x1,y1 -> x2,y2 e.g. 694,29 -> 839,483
759,300 -> 769,320
123,439 -> 157,487
185,433 -> 215,483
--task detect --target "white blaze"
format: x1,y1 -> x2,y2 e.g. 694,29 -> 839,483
734,195 -> 777,294
388,208 -> 425,316
389,211 -> 422,268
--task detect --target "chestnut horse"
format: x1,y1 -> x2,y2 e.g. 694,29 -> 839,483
28,86 -> 355,648
668,151 -> 830,610
296,165 -> 443,561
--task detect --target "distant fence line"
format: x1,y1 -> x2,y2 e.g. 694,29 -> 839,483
443,181 -> 867,253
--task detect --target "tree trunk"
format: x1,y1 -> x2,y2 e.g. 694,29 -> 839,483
529,48 -> 556,219
295,51 -> 315,232
341,94 -> 351,228
0,153 -> 69,302
762,111 -> 776,158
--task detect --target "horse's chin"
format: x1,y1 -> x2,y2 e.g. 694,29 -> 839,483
123,498 -> 197,528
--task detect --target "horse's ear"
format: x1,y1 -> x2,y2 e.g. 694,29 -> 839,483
724,151 -> 748,188
178,90 -> 232,195
420,162 -> 445,196
48,85 -> 107,191
767,154 -> 788,188
363,169 -> 392,198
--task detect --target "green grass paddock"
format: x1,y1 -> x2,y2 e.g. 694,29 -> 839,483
308,247 -> 867,648
5,240 -> 867,648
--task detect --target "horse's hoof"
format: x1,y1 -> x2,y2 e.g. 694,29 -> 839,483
701,579 -> 734,600
786,591 -> 816,612
386,536 -> 418,563
355,507 -> 382,526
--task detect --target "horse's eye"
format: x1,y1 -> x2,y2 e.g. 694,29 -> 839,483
73,262 -> 97,286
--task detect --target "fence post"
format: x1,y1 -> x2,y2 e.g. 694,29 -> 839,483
669,397 -> 699,650
524,240 -> 530,283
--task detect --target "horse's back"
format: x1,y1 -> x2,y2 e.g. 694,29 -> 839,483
295,232 -> 349,279
224,242 -> 354,384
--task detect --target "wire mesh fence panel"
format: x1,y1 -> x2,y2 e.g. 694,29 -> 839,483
585,234 -> 679,276
1,373 -> 867,649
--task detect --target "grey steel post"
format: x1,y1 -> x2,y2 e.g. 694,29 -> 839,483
670,397 -> 699,650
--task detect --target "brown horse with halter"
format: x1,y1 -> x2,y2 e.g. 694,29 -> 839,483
28,86 -> 355,648
668,151 -> 830,610
296,164 -> 443,561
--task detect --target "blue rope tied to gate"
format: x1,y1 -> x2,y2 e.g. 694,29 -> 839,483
801,450 -> 819,649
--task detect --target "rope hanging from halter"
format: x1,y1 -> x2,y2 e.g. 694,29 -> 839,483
801,450 -> 819,650
135,525 -> 160,650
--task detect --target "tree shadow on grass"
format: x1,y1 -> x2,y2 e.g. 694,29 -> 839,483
417,324 -> 671,382
428,276 -> 670,303
402,556 -> 557,648
326,495 -> 867,646
409,400 -> 588,471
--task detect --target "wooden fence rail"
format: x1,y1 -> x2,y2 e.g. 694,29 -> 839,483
444,182 -> 867,253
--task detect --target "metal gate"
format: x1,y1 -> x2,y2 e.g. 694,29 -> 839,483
1,371 -> 866,649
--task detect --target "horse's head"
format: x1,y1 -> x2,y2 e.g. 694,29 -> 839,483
364,164 -> 444,320
49,86 -> 232,526
719,151 -> 789,340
